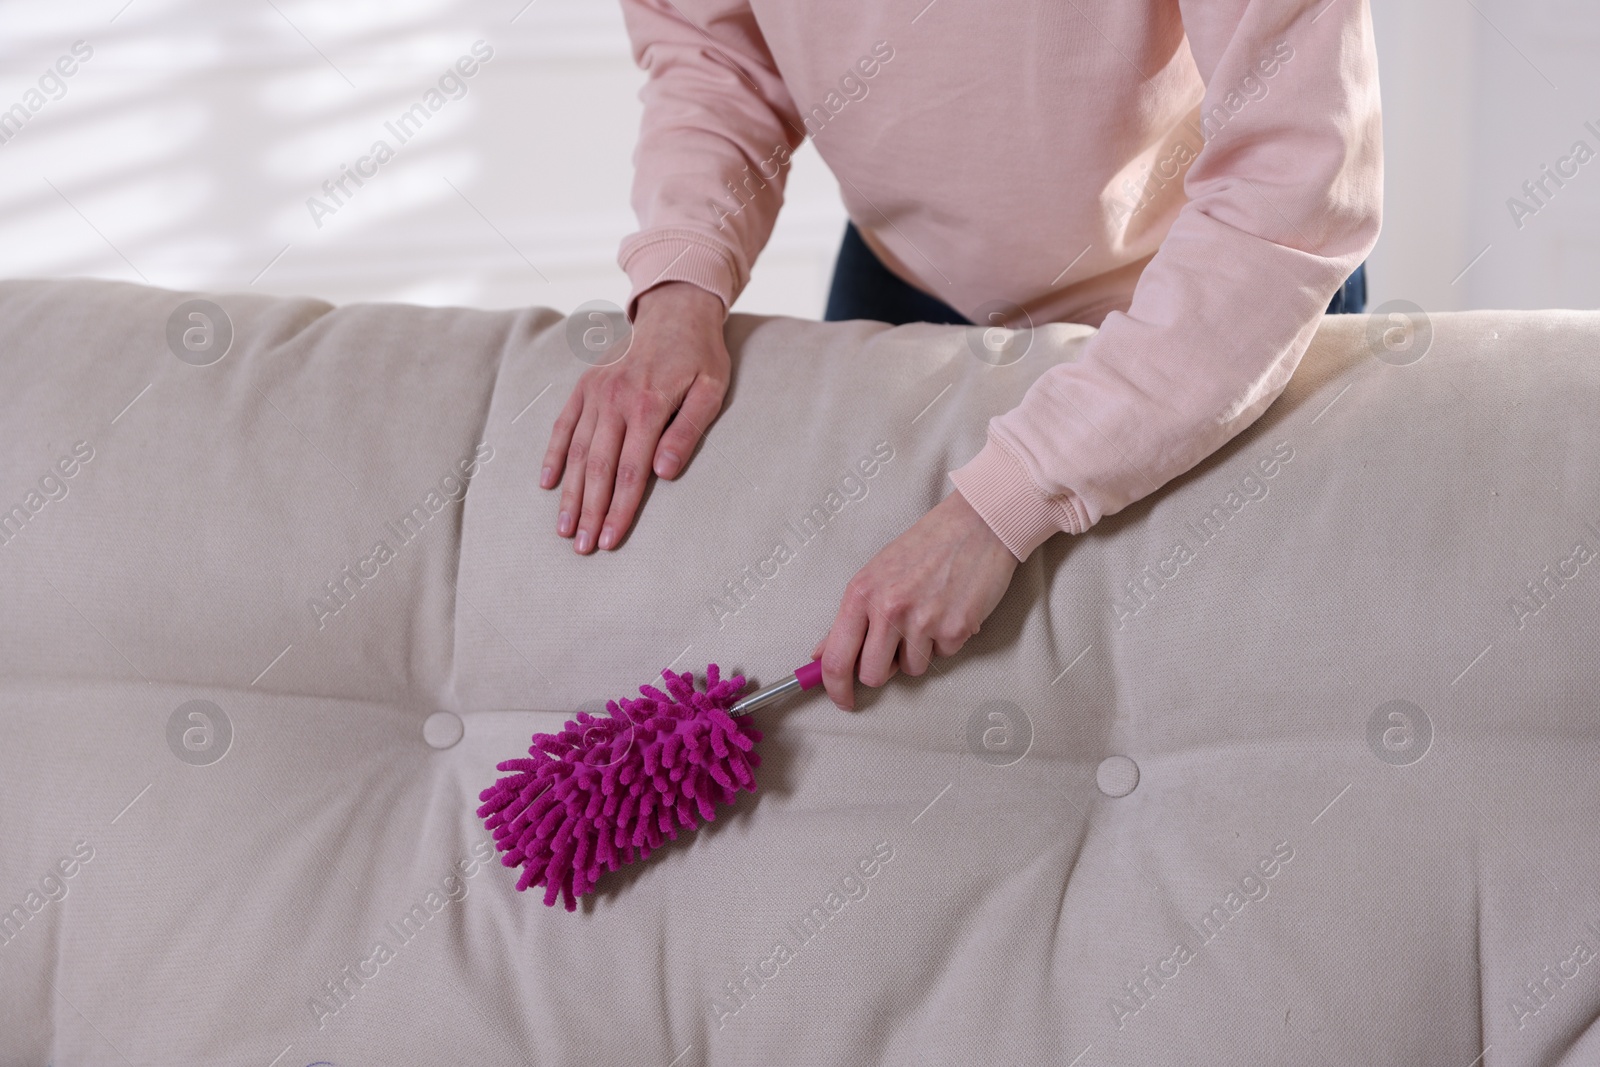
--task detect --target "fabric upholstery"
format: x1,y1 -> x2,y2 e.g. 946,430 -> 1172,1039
1,278 -> 1596,1066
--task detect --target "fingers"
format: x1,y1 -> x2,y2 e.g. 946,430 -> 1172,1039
816,614 -> 941,707
556,401 -> 598,541
574,412 -> 626,554
654,375 -> 726,480
819,592 -> 870,711
547,364 -> 727,552
857,611 -> 902,689
542,385 -> 585,491
932,628 -> 969,659
810,492 -> 1021,709
599,398 -> 671,551
899,635 -> 935,677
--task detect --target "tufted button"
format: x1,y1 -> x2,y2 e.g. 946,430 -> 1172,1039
1096,755 -> 1139,797
423,711 -> 465,749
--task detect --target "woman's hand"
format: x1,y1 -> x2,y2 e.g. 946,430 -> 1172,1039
542,281 -> 729,553
813,488 -> 1020,710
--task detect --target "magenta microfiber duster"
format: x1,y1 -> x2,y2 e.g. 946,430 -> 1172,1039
477,661 -> 822,911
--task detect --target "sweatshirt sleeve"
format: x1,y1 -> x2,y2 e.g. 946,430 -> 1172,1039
616,0 -> 807,319
949,0 -> 1383,561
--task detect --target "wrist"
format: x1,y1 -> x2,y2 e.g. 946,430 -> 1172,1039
634,281 -> 725,327
946,488 -> 1012,556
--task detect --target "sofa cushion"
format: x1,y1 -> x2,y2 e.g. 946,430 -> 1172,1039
1,277 -> 1596,1066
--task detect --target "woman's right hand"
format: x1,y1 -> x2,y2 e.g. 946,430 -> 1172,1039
542,281 -> 730,553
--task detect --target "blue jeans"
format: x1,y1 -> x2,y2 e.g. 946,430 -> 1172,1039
823,221 -> 1367,324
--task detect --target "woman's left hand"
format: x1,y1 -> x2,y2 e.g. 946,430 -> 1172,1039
812,488 -> 1020,710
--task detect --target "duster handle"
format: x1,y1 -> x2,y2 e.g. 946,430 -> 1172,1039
729,660 -> 824,717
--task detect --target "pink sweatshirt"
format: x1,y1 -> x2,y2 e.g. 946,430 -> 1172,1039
616,0 -> 1382,560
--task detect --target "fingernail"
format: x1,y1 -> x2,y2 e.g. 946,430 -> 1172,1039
656,451 -> 679,477
541,466 -> 553,488
598,526 -> 614,550
576,529 -> 592,553
558,512 -> 572,536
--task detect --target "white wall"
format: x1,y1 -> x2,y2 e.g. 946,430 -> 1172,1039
0,0 -> 846,318
1367,0 -> 1600,311
0,0 -> 1594,319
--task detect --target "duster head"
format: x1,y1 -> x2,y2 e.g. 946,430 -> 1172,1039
477,665 -> 761,910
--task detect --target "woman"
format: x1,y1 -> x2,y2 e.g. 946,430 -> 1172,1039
541,0 -> 1382,710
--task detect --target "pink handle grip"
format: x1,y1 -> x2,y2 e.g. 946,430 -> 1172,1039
795,660 -> 824,690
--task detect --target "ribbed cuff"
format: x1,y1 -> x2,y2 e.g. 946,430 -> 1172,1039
948,432 -> 1087,562
619,230 -> 740,321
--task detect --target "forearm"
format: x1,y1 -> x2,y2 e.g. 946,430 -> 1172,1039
618,0 -> 806,319
952,0 -> 1383,561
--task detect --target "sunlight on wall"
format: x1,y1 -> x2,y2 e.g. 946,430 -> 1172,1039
0,0 -> 848,317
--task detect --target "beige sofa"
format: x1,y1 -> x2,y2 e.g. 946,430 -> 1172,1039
1,278 -> 1596,1065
